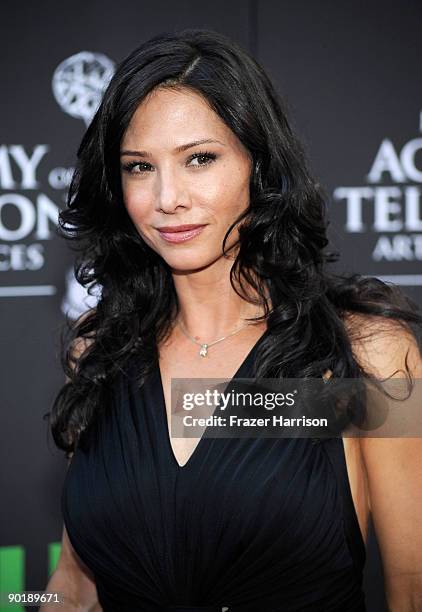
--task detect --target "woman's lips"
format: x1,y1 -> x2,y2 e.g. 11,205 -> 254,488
157,225 -> 206,243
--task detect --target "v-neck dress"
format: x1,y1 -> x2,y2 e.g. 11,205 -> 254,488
62,332 -> 367,611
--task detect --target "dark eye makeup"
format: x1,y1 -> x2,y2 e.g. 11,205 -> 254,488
121,150 -> 217,174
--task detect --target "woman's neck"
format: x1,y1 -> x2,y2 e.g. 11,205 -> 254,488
170,258 -> 270,340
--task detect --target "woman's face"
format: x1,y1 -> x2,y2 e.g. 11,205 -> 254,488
120,86 -> 252,272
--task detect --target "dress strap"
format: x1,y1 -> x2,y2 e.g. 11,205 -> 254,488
321,437 -> 366,577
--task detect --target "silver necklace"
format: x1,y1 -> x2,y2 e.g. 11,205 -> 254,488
177,315 -> 259,357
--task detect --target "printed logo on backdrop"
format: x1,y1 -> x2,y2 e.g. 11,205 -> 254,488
333,113 -> 422,286
52,51 -> 115,127
0,51 -> 113,312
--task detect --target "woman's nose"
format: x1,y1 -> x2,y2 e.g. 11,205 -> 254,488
156,169 -> 188,213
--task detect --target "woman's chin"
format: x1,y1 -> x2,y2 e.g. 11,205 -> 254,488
161,252 -> 224,274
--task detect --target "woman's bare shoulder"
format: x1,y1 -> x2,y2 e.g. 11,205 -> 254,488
41,524 -> 101,610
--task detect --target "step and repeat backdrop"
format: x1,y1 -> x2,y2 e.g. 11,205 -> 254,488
1,1 -> 421,610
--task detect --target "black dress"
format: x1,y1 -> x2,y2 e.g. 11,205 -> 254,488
62,332 -> 367,611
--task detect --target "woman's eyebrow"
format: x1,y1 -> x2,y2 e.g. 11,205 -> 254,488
120,138 -> 225,157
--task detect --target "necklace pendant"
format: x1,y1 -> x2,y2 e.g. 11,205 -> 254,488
199,343 -> 208,357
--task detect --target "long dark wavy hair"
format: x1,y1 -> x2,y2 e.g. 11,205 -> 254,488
47,28 -> 422,457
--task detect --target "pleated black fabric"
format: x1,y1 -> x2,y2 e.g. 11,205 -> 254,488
62,332 -> 367,611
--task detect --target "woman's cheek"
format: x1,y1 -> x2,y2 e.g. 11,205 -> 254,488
124,193 -> 151,223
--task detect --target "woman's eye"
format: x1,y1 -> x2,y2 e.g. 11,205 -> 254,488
121,161 -> 152,174
187,151 -> 217,168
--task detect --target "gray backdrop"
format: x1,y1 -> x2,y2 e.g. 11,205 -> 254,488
1,1 -> 421,610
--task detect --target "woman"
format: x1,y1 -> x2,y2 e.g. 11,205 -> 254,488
44,28 -> 422,611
